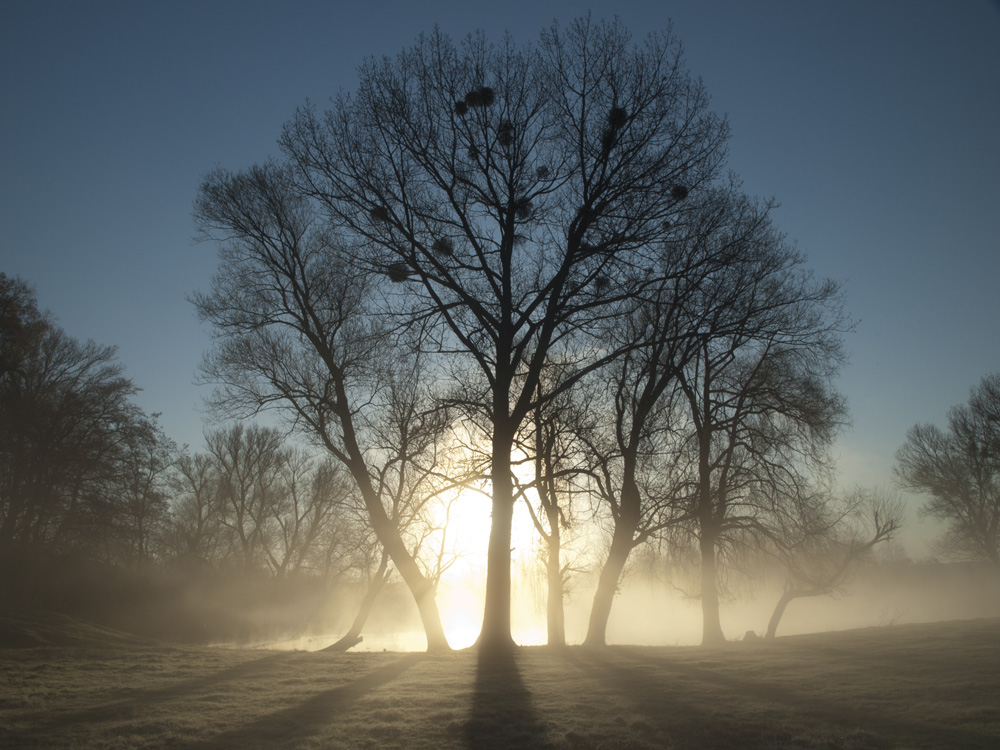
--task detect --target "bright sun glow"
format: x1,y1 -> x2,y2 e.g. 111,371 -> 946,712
430,481 -> 546,648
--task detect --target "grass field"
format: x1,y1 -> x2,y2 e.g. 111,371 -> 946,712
1,610 -> 998,749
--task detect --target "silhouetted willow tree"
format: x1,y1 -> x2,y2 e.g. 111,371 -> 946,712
896,373 -> 1000,566
280,17 -> 729,651
193,164 -> 457,651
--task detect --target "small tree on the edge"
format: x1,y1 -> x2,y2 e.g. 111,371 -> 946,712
896,373 -> 1000,567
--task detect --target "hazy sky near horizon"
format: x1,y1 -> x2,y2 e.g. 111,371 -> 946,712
2,1 -> 998,556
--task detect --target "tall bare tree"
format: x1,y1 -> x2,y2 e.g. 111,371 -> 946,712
193,164 -> 452,650
671,208 -> 849,645
280,17 -> 729,650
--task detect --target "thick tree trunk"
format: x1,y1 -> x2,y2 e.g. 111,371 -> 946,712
546,517 -> 565,647
584,527 -> 633,646
478,427 -> 517,652
765,589 -> 796,640
700,528 -> 726,645
322,551 -> 390,652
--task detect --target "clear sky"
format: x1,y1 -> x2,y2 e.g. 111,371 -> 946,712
2,0 -> 998,556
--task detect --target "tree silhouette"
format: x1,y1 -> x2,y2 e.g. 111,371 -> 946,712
193,165 -> 453,650
669,203 -> 849,645
763,486 -> 903,639
896,373 -> 1000,566
280,17 -> 729,651
0,274 -> 173,561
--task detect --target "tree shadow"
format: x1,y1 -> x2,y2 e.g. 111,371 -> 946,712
179,652 -> 425,749
24,652 -> 289,731
602,647 -> 999,750
559,648 -> 733,747
464,648 -> 555,750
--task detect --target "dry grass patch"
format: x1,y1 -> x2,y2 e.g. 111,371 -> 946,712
1,612 -> 997,749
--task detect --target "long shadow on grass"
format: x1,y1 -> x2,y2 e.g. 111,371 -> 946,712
560,648 -> 755,748
608,647 -> 999,750
4,652 -> 293,748
178,653 -> 425,749
24,652 -> 289,730
464,648 -> 555,750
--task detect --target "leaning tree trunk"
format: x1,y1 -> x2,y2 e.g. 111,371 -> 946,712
765,588 -> 798,640
322,550 -> 390,652
584,527 -> 634,646
585,468 -> 642,646
333,381 -> 450,652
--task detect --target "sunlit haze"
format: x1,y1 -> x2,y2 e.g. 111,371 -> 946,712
2,0 -> 998,653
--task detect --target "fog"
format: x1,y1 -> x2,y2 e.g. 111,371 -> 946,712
255,558 -> 1000,653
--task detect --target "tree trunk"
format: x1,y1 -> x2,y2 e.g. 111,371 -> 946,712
478,427 -> 517,652
546,516 -> 565,647
369,505 -> 450,652
333,378 -> 450,653
584,526 -> 633,646
585,460 -> 643,647
322,551 -> 390,651
700,528 -> 726,645
765,589 -> 796,640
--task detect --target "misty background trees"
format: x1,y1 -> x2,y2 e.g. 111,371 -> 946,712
896,373 -> 1000,567
3,17 -> 997,651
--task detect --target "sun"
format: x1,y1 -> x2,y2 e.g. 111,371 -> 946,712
428,486 -> 543,648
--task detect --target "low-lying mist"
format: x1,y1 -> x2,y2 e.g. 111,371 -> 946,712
8,544 -> 997,652
257,559 -> 1000,652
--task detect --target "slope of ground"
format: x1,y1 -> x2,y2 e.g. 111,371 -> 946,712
0,611 -> 997,749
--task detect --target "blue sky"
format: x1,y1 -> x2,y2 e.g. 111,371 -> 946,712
2,0 -> 998,555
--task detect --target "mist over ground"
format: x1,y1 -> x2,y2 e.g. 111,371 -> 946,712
257,559 -> 1000,653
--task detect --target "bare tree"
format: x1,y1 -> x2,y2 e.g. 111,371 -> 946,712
896,373 -> 1000,566
280,17 -> 729,651
513,372 -> 592,647
671,212 -> 849,645
193,164 -> 452,650
204,424 -> 286,572
166,452 -> 225,562
763,486 -> 903,639
577,185 -> 762,646
0,274 -> 172,560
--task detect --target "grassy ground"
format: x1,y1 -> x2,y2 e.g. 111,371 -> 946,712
1,610 -> 998,749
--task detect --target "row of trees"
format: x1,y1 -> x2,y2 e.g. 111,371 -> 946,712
1,273 -> 172,564
4,266 -> 994,646
8,18 -> 992,651
1,271 -> 475,644
191,18 -> 896,650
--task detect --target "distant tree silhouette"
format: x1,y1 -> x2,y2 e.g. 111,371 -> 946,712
0,273 -> 173,562
896,373 -> 1000,567
279,16 -> 729,652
